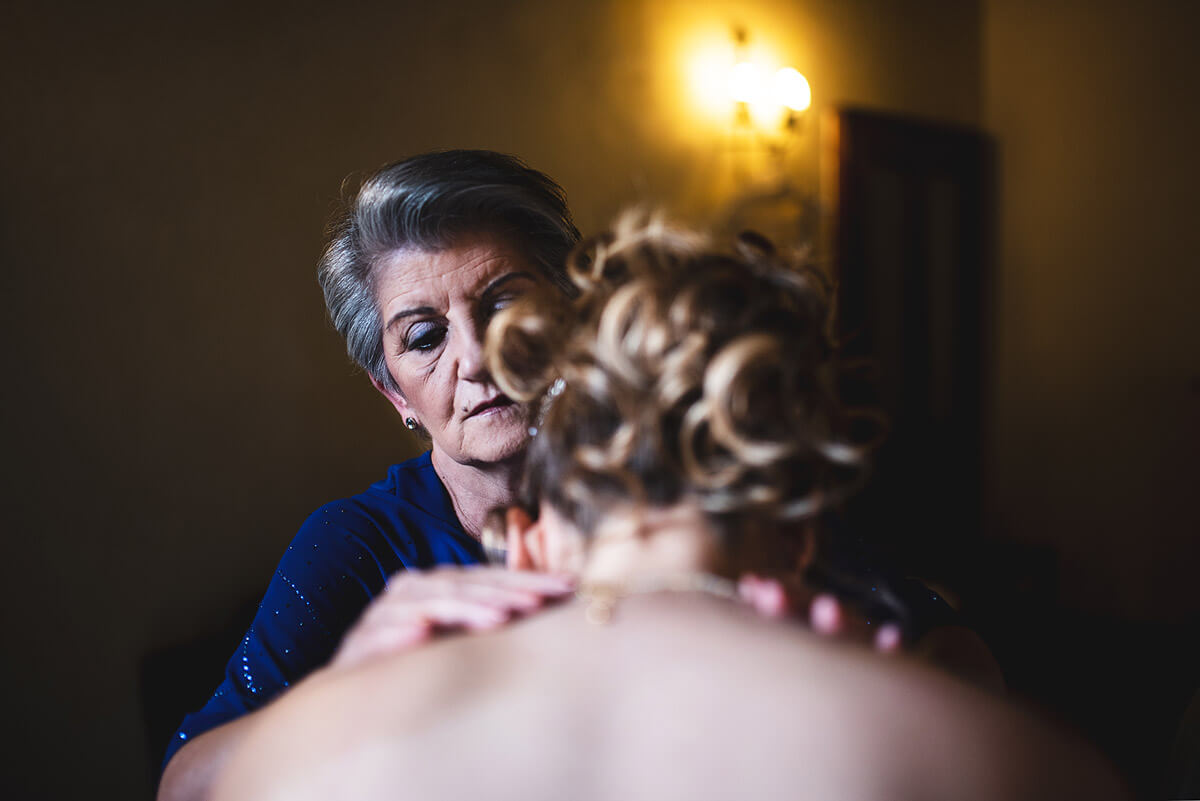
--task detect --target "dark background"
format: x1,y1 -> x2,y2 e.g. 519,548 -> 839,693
2,1 -> 1197,798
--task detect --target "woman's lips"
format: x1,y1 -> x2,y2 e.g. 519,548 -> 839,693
465,395 -> 515,419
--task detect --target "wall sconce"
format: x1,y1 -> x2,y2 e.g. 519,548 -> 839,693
698,26 -> 816,248
727,27 -> 811,135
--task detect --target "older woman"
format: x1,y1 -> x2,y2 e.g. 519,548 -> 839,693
158,150 -> 582,801
212,216 -> 1125,801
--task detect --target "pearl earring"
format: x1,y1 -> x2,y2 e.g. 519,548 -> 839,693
405,417 -> 419,430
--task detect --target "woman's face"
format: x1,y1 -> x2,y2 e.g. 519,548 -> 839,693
373,232 -> 542,467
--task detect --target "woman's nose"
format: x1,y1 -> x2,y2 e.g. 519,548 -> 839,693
455,326 -> 488,381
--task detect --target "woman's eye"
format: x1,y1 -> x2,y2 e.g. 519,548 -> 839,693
406,325 -> 445,352
489,295 -> 518,316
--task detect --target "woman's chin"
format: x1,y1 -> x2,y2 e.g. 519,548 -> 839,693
455,406 -> 533,465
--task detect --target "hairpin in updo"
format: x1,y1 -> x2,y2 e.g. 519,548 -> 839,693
526,377 -> 566,438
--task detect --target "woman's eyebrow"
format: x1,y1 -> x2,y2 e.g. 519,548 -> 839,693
481,271 -> 537,297
384,272 -> 536,331
385,306 -> 436,333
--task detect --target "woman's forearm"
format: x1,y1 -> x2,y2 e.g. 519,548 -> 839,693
157,713 -> 259,801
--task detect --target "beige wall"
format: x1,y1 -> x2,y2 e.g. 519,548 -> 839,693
983,0 -> 1200,619
1,1 -> 980,796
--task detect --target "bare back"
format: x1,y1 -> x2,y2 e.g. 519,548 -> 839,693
216,594 -> 1128,801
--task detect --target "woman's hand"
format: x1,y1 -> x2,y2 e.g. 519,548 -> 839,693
737,574 -> 903,653
738,573 -> 1004,689
330,566 -> 576,671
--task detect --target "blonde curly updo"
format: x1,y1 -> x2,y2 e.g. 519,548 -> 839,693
486,212 -> 877,543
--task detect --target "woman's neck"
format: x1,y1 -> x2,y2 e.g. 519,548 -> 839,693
431,448 -> 522,540
578,503 -> 726,587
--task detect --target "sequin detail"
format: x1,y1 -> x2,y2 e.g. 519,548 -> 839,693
277,572 -> 332,638
239,630 -> 260,695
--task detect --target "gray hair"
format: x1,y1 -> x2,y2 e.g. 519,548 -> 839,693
318,150 -> 580,393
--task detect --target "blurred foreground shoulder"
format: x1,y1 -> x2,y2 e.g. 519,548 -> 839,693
871,658 -> 1133,801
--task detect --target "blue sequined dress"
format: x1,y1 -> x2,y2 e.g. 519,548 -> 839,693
162,451 -> 483,769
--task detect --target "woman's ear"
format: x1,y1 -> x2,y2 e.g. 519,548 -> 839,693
505,507 -> 547,571
368,373 -> 410,418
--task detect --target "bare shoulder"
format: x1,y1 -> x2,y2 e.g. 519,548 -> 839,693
579,598 -> 1133,801
210,600 -> 1132,801
211,628 -> 548,801
780,634 -> 1132,801
209,668 -> 368,801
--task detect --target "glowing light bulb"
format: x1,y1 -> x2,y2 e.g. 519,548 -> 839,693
728,61 -> 765,103
773,67 -> 811,112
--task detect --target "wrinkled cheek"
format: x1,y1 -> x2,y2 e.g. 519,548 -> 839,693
412,371 -> 453,435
